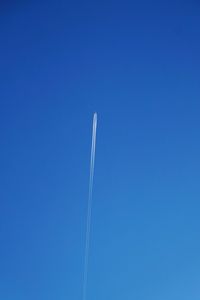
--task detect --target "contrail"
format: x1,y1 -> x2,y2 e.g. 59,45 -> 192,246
82,113 -> 97,300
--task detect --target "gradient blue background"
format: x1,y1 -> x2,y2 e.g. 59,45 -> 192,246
1,0 -> 200,299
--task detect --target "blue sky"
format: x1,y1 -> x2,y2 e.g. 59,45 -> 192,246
0,0 -> 200,299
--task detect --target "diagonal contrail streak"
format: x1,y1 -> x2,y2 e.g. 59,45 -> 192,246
83,113 -> 97,300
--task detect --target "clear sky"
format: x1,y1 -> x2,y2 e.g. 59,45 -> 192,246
0,1 -> 200,299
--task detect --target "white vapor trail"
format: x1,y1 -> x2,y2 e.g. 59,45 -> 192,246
82,113 -> 97,300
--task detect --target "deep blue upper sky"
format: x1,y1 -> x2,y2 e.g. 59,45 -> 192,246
1,1 -> 200,299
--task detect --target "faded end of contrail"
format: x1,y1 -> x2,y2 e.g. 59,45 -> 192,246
82,113 -> 97,300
